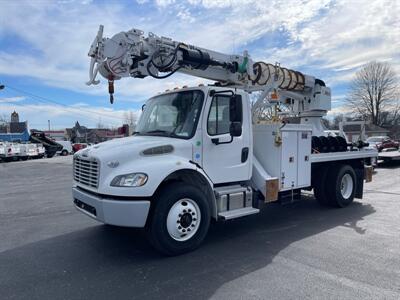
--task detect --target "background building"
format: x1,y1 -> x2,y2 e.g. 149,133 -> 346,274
66,122 -> 127,144
0,111 -> 30,142
343,123 -> 390,142
43,130 -> 67,141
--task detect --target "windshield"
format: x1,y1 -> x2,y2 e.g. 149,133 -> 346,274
136,90 -> 204,139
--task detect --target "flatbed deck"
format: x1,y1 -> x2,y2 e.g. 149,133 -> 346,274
311,149 -> 378,163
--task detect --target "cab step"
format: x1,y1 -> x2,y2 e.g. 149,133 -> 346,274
218,207 -> 260,220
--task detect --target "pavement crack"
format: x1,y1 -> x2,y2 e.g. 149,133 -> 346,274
364,189 -> 400,196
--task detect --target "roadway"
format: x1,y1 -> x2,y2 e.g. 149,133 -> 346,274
0,157 -> 399,299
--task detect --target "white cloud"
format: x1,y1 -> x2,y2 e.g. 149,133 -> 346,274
327,105 -> 353,117
0,0 -> 398,103
0,96 -> 26,103
155,0 -> 176,7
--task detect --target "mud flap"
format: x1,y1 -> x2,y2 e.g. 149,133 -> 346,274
354,168 -> 364,199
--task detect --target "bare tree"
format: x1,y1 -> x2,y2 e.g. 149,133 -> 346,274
321,117 -> 331,129
346,61 -> 399,126
123,111 -> 137,126
332,114 -> 345,129
96,118 -> 107,129
0,113 -> 9,124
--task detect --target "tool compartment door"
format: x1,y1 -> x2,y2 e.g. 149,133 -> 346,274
297,131 -> 311,187
281,131 -> 297,189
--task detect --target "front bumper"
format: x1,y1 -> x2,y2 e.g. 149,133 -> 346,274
72,187 -> 150,227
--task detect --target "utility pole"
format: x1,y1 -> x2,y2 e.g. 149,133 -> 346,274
48,120 -> 50,131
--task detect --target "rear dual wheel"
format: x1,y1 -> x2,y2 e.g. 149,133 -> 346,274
314,164 -> 356,207
327,164 -> 356,207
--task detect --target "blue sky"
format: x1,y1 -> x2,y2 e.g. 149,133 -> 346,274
0,0 -> 399,129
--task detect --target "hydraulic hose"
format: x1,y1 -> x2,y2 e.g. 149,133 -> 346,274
250,62 -> 306,91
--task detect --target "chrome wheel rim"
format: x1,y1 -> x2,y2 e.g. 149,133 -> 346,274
340,174 -> 353,199
166,198 -> 201,241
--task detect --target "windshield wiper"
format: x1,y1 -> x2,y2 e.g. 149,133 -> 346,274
144,130 -> 171,136
143,130 -> 179,138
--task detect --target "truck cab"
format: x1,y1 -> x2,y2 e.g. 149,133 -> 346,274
73,86 -> 255,252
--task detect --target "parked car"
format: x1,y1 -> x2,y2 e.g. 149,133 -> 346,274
56,140 -> 73,156
366,136 -> 399,152
72,143 -> 88,153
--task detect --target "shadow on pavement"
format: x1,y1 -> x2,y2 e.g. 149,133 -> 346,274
0,198 -> 375,299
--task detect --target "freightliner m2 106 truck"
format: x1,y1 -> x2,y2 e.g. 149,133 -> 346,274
73,26 -> 377,255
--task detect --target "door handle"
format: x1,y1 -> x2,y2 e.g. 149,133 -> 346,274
241,147 -> 249,163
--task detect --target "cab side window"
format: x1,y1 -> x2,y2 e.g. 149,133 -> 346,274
207,95 -> 231,136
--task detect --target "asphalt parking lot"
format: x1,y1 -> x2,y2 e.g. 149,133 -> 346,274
0,157 -> 399,300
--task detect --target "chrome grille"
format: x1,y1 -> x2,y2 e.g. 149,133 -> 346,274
73,156 -> 99,188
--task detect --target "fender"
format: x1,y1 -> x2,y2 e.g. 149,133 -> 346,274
156,167 -> 218,219
99,155 -> 214,202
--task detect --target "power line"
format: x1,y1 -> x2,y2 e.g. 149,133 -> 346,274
3,84 -> 128,122
0,96 -> 111,126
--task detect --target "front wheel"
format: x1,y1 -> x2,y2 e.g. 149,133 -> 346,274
147,183 -> 211,256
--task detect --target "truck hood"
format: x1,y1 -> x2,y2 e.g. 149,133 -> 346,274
76,135 -> 193,163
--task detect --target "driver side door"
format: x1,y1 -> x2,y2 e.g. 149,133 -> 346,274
201,92 -> 251,184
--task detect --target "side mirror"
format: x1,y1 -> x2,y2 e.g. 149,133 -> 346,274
141,104 -> 146,111
230,95 -> 243,123
230,121 -> 242,137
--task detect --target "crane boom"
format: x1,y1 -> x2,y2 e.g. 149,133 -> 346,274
86,25 -> 331,123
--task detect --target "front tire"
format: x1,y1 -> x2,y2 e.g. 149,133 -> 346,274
147,183 -> 211,256
327,164 -> 356,207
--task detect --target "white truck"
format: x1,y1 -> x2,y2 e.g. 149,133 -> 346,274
73,26 -> 377,255
19,143 -> 46,160
0,142 -> 6,161
0,142 -> 20,162
56,140 -> 73,156
19,143 -> 38,160
36,144 -> 46,158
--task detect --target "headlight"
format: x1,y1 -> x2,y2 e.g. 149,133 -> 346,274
110,173 -> 148,187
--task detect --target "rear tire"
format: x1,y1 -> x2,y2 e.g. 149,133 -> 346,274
327,164 -> 356,207
61,150 -> 68,156
147,182 -> 211,256
313,166 -> 330,206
